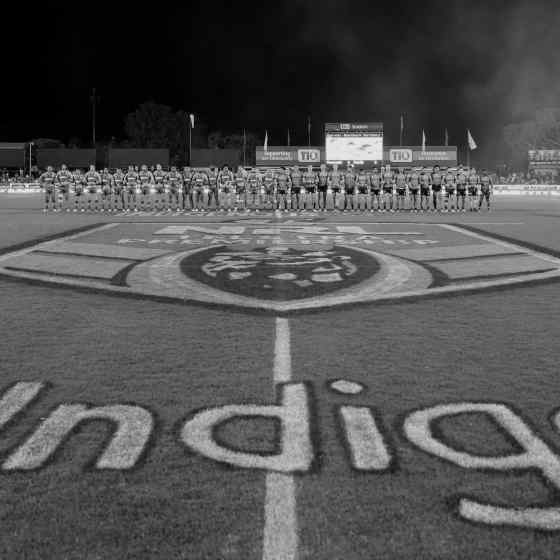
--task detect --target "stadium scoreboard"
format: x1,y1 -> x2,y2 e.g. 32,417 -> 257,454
325,122 -> 384,164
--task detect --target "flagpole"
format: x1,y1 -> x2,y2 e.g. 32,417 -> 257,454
243,129 -> 246,167
307,116 -> 311,147
399,115 -> 403,147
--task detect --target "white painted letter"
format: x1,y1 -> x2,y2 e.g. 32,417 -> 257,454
404,402 -> 560,530
0,382 -> 45,429
339,406 -> 392,471
3,403 -> 153,470
181,383 -> 313,473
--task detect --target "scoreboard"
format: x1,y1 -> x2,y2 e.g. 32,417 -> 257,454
325,123 -> 383,164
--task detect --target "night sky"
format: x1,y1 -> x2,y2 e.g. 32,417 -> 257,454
3,0 -> 560,165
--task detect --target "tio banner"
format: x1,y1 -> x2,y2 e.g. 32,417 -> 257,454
386,146 -> 457,167
256,146 -> 325,167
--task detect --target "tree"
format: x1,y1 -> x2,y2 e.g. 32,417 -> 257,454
124,102 -> 185,157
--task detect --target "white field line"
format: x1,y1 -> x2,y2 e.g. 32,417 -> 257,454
263,318 -> 297,560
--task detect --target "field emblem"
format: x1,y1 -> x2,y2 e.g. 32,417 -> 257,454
1,222 -> 560,312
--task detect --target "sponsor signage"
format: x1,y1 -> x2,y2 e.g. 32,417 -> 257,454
389,149 -> 413,163
528,150 -> 560,166
256,146 -> 325,166
494,184 -> 560,196
385,146 -> 457,166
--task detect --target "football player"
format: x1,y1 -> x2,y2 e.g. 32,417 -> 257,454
246,168 -> 262,211
166,166 -> 182,211
456,165 -> 468,212
262,168 -> 276,210
327,163 -> 343,211
84,165 -> 101,212
234,166 -> 247,211
99,168 -> 113,212
431,165 -> 443,212
468,168 -> 480,211
408,168 -> 421,212
395,168 -> 407,211
355,168 -> 370,212
218,165 -> 235,211
182,166 -> 193,210
290,166 -> 303,210
343,166 -> 356,212
443,167 -> 456,212
317,164 -> 329,211
40,166 -> 57,212
55,164 -> 73,212
419,169 -> 431,212
192,168 -> 209,211
207,166 -> 219,210
303,165 -> 319,211
370,167 -> 382,211
72,168 -> 85,212
381,166 -> 394,212
138,164 -> 154,211
124,165 -> 139,211
112,168 -> 125,212
153,164 -> 167,210
478,170 -> 493,211
275,167 -> 291,211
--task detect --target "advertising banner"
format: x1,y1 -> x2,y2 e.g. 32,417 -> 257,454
37,149 -> 96,169
256,146 -> 326,167
385,146 -> 457,167
108,149 -> 169,169
528,150 -> 560,166
493,184 -> 560,196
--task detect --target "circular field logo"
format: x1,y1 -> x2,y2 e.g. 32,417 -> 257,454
180,246 -> 380,301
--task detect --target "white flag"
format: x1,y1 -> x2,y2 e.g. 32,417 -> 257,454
264,130 -> 268,152
467,129 -> 477,150
421,130 -> 426,152
189,114 -> 195,128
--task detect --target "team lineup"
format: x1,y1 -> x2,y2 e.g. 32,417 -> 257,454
38,163 -> 494,214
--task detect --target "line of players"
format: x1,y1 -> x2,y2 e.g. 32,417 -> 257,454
39,163 -> 493,213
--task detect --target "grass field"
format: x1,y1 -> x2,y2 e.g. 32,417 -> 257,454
1,193 -> 560,559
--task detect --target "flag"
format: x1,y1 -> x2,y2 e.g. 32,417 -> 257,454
400,115 -> 404,146
189,114 -> 195,128
287,129 -> 291,147
264,130 -> 268,152
421,130 -> 426,152
467,129 -> 477,150
307,115 -> 311,146
444,128 -> 449,146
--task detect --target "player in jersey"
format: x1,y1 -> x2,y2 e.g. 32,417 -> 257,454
55,164 -> 73,212
290,167 -> 303,211
430,165 -> 443,212
84,165 -> 102,212
232,167 -> 247,212
124,165 -> 139,211
181,167 -> 193,210
355,169 -> 370,212
369,168 -> 382,211
71,168 -> 85,212
218,165 -> 235,211
99,168 -> 113,212
467,168 -> 480,211
275,168 -> 292,211
381,166 -> 394,212
39,166 -> 57,212
343,166 -> 356,212
443,168 -> 456,212
327,164 -> 343,211
191,168 -> 209,211
302,165 -> 318,211
138,165 -> 154,211
419,169 -> 431,212
262,168 -> 276,210
408,168 -> 421,212
165,166 -> 183,211
317,164 -> 329,211
395,168 -> 408,211
478,170 -> 493,211
455,165 -> 468,212
153,164 -> 167,211
112,168 -> 125,212
246,168 -> 261,211
203,167 -> 217,211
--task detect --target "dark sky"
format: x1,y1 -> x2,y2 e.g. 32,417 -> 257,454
3,0 -> 560,165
